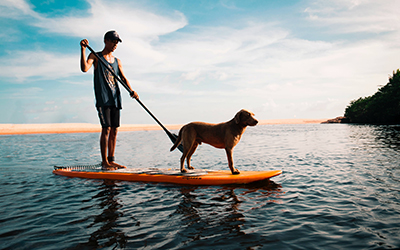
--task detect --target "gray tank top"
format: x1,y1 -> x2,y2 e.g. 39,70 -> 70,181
93,52 -> 122,109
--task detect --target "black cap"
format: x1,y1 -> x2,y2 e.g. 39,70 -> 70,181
104,30 -> 122,42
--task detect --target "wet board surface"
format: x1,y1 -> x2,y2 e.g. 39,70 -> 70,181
53,167 -> 282,186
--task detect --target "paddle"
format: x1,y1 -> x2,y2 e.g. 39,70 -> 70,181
85,44 -> 183,152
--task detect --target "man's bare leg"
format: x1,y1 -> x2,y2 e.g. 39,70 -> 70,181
108,127 -> 126,169
100,127 -> 116,170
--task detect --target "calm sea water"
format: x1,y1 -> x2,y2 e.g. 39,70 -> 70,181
1,124 -> 399,249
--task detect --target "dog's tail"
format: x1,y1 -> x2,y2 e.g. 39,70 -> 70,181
170,129 -> 182,152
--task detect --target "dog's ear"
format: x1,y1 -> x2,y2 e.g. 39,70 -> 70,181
234,110 -> 243,124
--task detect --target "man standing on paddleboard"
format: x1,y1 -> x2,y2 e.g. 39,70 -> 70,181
80,30 -> 138,170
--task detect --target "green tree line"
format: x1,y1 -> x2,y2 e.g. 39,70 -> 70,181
344,69 -> 400,124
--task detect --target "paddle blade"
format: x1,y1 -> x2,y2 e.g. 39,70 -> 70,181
168,133 -> 183,153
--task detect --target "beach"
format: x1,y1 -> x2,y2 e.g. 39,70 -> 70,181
0,119 -> 327,135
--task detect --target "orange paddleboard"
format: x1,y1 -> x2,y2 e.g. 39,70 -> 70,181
53,167 -> 282,186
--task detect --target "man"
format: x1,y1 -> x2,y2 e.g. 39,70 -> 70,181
80,30 -> 138,170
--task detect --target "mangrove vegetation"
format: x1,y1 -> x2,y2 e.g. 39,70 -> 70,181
344,69 -> 400,124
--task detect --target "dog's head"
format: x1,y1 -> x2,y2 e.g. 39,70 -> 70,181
234,109 -> 258,127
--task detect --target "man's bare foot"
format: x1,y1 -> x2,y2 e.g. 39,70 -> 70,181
102,162 -> 117,170
110,161 -> 126,169
232,168 -> 240,175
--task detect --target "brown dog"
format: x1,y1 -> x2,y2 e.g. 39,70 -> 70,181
170,109 -> 258,174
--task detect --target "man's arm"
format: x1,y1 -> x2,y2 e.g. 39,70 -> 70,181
80,39 -> 96,72
117,58 -> 139,100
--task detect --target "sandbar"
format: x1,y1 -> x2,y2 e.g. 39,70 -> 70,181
0,119 -> 328,135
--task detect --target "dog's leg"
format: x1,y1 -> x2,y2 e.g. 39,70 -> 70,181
180,144 -> 190,173
180,127 -> 199,173
225,148 -> 240,175
180,153 -> 187,173
186,142 -> 198,170
180,144 -> 192,173
180,138 -> 196,173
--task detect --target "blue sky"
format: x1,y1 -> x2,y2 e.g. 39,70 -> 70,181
0,0 -> 399,125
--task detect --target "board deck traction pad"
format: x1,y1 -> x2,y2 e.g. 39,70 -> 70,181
55,164 -> 221,176
54,163 -> 221,176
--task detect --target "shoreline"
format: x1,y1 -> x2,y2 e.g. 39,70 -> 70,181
0,119 -> 328,135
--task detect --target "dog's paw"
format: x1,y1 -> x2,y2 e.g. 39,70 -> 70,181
188,166 -> 195,170
181,168 -> 188,173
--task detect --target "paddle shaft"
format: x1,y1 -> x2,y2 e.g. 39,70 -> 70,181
85,45 -> 181,150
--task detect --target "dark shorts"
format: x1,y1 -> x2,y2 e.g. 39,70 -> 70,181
97,106 -> 120,128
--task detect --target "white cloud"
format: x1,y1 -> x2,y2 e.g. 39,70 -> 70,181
32,0 -> 187,40
0,0 -> 40,19
0,50 -> 78,81
304,0 -> 400,34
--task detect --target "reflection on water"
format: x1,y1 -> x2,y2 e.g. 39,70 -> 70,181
374,125 -> 400,147
349,124 -> 400,149
87,180 -> 281,249
167,180 -> 282,249
76,180 -> 127,249
175,186 -> 245,245
348,124 -> 400,170
1,124 -> 400,249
